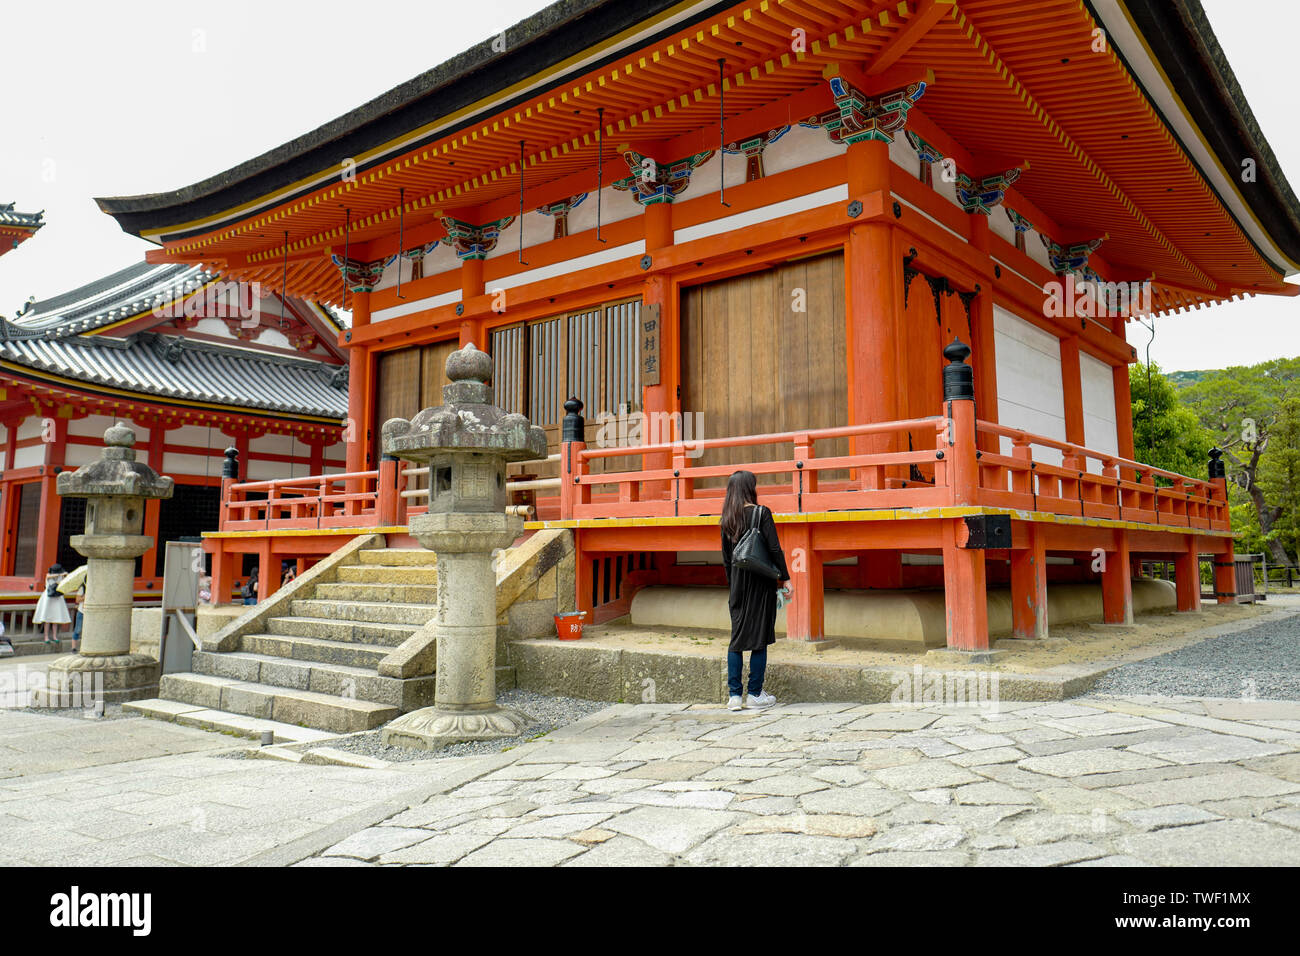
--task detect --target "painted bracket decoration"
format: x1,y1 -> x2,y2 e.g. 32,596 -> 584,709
812,73 -> 927,145
536,193 -> 588,240
330,255 -> 394,294
1042,235 -> 1107,277
722,127 -> 790,182
439,216 -> 516,260
614,149 -> 714,204
955,166 -> 1024,215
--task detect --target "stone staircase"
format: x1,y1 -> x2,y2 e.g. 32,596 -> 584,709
132,547 -> 485,736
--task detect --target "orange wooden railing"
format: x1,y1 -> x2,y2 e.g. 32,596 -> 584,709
212,418 -> 1228,532
974,421 -> 1229,531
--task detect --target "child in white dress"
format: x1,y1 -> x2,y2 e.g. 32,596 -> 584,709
33,564 -> 71,645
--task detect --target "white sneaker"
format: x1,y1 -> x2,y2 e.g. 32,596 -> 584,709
747,690 -> 776,709
727,695 -> 743,711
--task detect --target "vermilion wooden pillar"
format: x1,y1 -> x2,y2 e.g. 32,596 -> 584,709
1101,529 -> 1134,624
1010,522 -> 1048,639
1174,534 -> 1202,612
781,524 -> 823,642
845,140 -> 899,473
942,364 -> 990,650
967,215 -> 1000,450
1059,334 -> 1086,445
34,413 -> 67,585
139,420 -> 169,581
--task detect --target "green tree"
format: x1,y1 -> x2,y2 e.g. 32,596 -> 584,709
1129,362 -> 1210,479
1181,358 -> 1300,568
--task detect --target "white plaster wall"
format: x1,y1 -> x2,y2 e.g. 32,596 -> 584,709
165,424 -> 219,448
762,123 -> 841,176
68,414 -> 120,438
994,305 -> 1065,466
487,208 -> 561,262
64,443 -> 101,468
1080,350 -> 1120,459
193,317 -> 237,339
990,206 -> 1016,246
889,133 -> 920,179
162,452 -> 220,477
932,161 -> 961,209
566,182 -> 642,232
245,458 -> 295,481
1027,230 -> 1052,272
248,433 -> 299,456
13,445 -> 44,469
16,418 -> 44,441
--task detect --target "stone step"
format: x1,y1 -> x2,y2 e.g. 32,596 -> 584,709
192,650 -> 435,709
313,581 -> 440,604
337,565 -> 438,585
240,633 -> 391,669
158,673 -> 400,734
289,598 -> 434,627
266,615 -> 417,647
3,637 -> 77,657
358,548 -> 437,567
122,699 -> 337,744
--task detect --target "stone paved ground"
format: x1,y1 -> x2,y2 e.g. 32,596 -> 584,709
301,694 -> 1300,867
7,611 -> 1300,867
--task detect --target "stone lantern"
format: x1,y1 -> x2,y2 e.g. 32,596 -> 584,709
34,423 -> 174,707
381,343 -> 547,749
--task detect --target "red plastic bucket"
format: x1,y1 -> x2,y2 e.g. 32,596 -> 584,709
554,612 -> 587,640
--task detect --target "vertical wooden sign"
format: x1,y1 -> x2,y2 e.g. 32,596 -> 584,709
641,302 -> 661,386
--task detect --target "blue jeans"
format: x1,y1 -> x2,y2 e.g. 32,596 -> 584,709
727,648 -> 767,697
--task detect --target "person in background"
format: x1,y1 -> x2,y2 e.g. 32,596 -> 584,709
70,585 -> 85,652
197,574 -> 213,606
281,560 -> 297,587
241,566 -> 259,606
0,620 -> 12,657
33,564 -> 71,646
719,470 -> 790,711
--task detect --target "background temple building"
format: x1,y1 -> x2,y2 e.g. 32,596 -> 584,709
80,0 -> 1300,696
0,260 -> 348,608
0,204 -> 44,260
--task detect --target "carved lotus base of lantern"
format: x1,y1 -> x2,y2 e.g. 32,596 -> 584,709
380,704 -> 531,750
31,653 -> 160,708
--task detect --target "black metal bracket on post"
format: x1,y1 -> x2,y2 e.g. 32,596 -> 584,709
562,396 -> 586,443
942,339 -> 974,402
222,447 -> 240,480
961,514 -> 1010,549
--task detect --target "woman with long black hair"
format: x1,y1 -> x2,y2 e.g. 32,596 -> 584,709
719,470 -> 790,711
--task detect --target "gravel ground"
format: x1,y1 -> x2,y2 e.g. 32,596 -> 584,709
1090,612 -> 1300,700
303,689 -> 612,763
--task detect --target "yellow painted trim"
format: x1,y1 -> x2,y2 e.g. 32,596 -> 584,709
524,506 -> 1230,537
203,526 -> 406,539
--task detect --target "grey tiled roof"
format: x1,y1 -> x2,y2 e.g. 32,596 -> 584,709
0,262 -> 347,419
0,333 -> 348,419
0,204 -> 44,229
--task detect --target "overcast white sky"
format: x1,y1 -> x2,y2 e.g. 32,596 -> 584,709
0,0 -> 1295,372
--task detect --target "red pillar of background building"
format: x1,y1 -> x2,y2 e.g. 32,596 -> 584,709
34,411 -> 67,586
139,418 -> 169,582
967,214 -> 1000,449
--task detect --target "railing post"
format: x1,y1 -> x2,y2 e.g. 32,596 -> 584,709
794,434 -> 815,505
219,446 -> 239,528
210,447 -> 240,605
940,339 -> 990,651
560,397 -> 587,519
395,462 -> 410,526
1011,438 -> 1033,503
943,340 -> 979,506
377,455 -> 399,526
1209,447 -> 1236,603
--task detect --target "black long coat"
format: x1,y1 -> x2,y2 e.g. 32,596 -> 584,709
720,503 -> 790,653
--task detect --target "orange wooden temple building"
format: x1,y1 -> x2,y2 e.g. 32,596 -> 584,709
96,0 -> 1300,649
